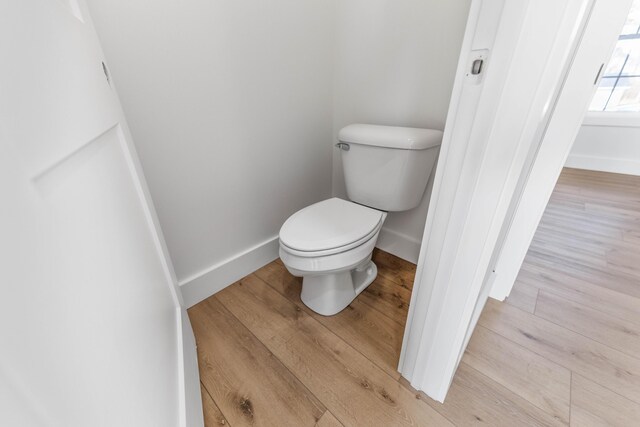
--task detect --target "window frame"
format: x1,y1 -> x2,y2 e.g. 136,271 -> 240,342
589,1 -> 640,114
583,110 -> 640,127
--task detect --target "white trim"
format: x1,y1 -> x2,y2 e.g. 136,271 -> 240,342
180,236 -> 281,307
116,124 -> 184,307
565,153 -> 640,176
175,308 -> 188,427
116,125 -> 201,425
177,307 -> 203,427
398,0 -> 487,397
583,111 -> 640,127
376,227 -> 422,264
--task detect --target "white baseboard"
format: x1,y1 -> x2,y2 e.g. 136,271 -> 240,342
376,227 -> 422,264
179,236 -> 280,308
180,229 -> 418,308
177,308 -> 203,427
565,154 -> 640,176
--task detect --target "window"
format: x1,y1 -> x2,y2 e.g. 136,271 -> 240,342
590,0 -> 640,112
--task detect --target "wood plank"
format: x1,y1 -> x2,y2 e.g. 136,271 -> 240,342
254,261 -> 404,379
607,247 -> 640,279
535,291 -> 640,359
201,383 -> 229,427
505,280 -> 539,313
561,166 -> 640,182
358,274 -> 411,326
479,299 -> 640,405
529,237 -> 609,270
524,249 -> 640,299
529,239 -> 618,275
189,297 -> 325,426
215,274 -> 454,427
624,228 -> 640,243
553,183 -> 640,205
585,201 -> 640,221
547,194 -> 585,211
551,176 -> 639,198
532,228 -> 609,257
423,363 -> 565,426
315,411 -> 344,427
540,213 -> 636,238
543,201 -> 640,227
554,200 -> 640,226
462,326 -> 571,424
538,212 -> 626,239
538,218 -> 624,243
571,374 -> 640,427
533,226 -> 640,258
518,263 -> 640,326
372,248 -> 417,290
557,176 -> 640,194
553,186 -> 640,201
561,167 -> 640,182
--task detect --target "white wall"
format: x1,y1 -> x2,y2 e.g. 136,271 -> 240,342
86,0 -> 472,307
86,0 -> 336,306
566,114 -> 640,175
332,0 -> 472,263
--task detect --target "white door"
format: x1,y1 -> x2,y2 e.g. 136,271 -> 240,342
489,0 -> 635,301
0,1 -> 200,426
400,0 -> 634,402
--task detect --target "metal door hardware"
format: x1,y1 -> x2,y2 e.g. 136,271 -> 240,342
471,59 -> 484,75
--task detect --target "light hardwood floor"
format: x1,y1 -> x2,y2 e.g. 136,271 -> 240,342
190,167 -> 640,426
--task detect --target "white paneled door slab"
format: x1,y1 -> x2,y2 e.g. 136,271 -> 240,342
0,1 -> 201,426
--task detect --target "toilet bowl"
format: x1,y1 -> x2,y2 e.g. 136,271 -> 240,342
279,197 -> 387,316
279,124 -> 443,316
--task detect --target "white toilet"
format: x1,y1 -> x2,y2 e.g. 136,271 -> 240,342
279,124 -> 442,316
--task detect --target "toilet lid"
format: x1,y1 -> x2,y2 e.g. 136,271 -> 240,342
279,198 -> 384,253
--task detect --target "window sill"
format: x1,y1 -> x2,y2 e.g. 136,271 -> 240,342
583,112 -> 640,128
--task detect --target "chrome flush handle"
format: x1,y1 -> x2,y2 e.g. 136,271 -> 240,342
335,142 -> 350,151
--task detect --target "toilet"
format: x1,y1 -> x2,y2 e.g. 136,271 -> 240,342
279,124 -> 443,316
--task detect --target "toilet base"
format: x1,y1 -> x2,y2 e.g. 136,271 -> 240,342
300,259 -> 378,316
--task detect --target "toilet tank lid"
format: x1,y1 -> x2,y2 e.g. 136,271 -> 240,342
338,124 -> 443,150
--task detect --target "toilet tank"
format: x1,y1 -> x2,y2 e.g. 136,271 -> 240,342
337,124 -> 443,212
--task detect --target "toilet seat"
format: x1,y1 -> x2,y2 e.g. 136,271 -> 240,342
279,198 -> 384,257
278,197 -> 388,316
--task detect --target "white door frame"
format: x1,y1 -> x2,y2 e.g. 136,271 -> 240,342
398,0 -> 633,402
